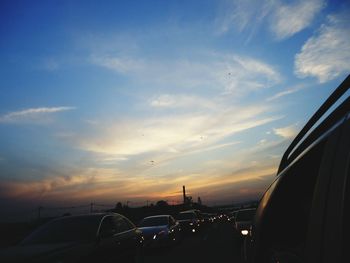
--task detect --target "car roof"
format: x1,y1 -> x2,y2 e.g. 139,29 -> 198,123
50,212 -> 122,222
179,210 -> 196,214
278,75 -> 350,173
143,215 -> 170,219
237,208 -> 256,212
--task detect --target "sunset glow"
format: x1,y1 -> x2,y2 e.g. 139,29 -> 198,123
1,0 -> 349,220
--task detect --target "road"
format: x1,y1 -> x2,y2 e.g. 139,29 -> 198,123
144,220 -> 243,263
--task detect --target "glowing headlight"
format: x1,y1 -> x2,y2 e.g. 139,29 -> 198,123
241,230 -> 249,236
153,234 -> 157,240
189,222 -> 194,226
192,229 -> 196,233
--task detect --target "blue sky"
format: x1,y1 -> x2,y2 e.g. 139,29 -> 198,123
0,0 -> 349,216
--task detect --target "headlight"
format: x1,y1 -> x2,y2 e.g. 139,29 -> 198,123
153,234 -> 157,240
189,222 -> 194,226
241,230 -> 249,236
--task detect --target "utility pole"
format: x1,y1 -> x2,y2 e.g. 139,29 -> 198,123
183,185 -> 186,204
37,206 -> 42,220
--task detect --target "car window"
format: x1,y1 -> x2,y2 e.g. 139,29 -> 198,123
21,216 -> 100,245
112,215 -> 133,233
99,216 -> 116,237
261,138 -> 329,257
177,212 -> 195,220
121,216 -> 136,230
170,216 -> 176,225
140,216 -> 169,227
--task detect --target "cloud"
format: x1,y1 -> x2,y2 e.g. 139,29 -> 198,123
216,0 -> 273,35
273,124 -> 299,139
267,84 -> 307,101
40,57 -> 60,71
294,13 -> 350,83
0,127 -> 287,206
0,107 -> 76,124
0,168 -> 136,201
91,52 -> 281,95
76,104 -> 280,157
270,0 -> 325,40
90,55 -> 144,73
217,0 -> 324,40
150,94 -> 217,109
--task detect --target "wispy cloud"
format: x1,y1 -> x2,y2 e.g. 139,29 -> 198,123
91,52 -> 281,95
40,57 -> 60,71
273,123 -> 299,139
295,12 -> 350,83
0,107 -> 75,124
270,0 -> 325,40
0,168 -> 135,201
90,55 -> 144,74
216,0 -> 273,35
76,104 -> 280,157
217,0 -> 325,40
150,94 -> 217,109
267,84 -> 307,101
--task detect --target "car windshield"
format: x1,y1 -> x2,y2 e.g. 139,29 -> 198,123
20,216 -> 100,245
177,213 -> 195,220
140,217 -> 168,227
236,210 -> 256,221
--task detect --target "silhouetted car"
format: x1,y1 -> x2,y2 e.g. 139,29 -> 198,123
176,211 -> 201,233
234,208 -> 256,237
244,75 -> 350,263
138,215 -> 181,247
0,213 -> 144,263
229,210 -> 238,224
202,213 -> 212,225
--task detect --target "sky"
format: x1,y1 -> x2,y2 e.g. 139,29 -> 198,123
0,0 -> 349,219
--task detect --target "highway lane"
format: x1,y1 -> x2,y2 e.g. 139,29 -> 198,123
144,220 -> 243,263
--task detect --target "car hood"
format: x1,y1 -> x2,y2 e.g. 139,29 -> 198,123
138,226 -> 168,236
0,241 -> 92,263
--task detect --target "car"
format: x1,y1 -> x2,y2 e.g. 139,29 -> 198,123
244,75 -> 350,263
201,213 -> 213,225
229,210 -> 238,224
0,213 -> 144,263
234,208 -> 256,237
176,211 -> 201,233
138,215 -> 181,247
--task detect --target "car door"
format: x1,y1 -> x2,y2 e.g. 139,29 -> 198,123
96,215 -> 141,262
96,216 -> 122,262
111,215 -> 142,261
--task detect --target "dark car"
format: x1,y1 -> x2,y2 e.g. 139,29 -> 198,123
0,213 -> 144,263
176,211 -> 201,233
244,75 -> 350,263
138,215 -> 181,247
229,210 -> 238,224
234,208 -> 256,237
